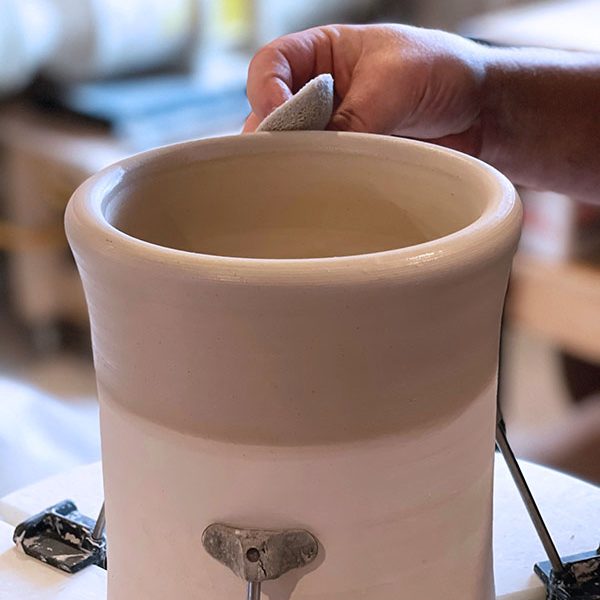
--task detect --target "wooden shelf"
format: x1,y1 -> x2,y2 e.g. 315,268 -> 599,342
507,253 -> 600,363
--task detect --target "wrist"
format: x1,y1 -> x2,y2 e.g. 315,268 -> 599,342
478,46 -> 600,198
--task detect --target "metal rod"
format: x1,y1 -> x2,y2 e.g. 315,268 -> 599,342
246,581 -> 261,600
495,419 -> 564,574
92,502 -> 106,541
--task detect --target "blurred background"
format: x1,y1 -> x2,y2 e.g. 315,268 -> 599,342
1,0 -> 600,497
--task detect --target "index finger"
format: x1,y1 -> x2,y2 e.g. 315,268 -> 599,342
246,29 -> 330,120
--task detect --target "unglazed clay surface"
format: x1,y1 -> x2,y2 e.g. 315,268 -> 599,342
65,132 -> 522,600
109,151 -> 479,259
100,386 -> 495,600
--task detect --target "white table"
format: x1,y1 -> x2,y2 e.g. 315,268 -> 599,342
0,458 -> 598,599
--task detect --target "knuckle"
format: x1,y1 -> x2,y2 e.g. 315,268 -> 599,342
249,44 -> 275,71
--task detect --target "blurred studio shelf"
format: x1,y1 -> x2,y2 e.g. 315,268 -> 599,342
0,104 -> 125,335
509,254 -> 600,365
0,99 -> 245,340
509,190 -> 600,365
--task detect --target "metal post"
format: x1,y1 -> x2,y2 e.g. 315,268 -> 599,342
92,503 -> 106,541
496,418 -> 564,574
247,581 -> 261,600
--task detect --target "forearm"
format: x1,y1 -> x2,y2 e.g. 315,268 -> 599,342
480,47 -> 600,201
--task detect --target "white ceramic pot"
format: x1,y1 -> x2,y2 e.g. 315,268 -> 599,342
65,132 -> 521,600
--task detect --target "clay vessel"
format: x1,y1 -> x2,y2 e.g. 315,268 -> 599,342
65,132 -> 521,600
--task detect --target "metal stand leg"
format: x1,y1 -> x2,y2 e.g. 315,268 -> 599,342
247,581 -> 261,600
496,412 -> 565,574
92,503 -> 106,541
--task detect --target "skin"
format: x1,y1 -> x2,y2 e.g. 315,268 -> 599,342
244,24 -> 600,202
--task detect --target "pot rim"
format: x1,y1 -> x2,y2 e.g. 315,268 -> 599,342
65,131 -> 522,286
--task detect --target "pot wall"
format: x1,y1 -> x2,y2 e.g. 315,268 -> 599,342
66,132 -> 521,600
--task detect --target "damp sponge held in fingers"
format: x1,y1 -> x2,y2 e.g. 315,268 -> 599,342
256,74 -> 334,132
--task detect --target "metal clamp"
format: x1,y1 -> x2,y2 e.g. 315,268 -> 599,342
202,523 -> 319,599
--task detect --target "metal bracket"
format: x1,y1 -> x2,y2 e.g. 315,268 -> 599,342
202,523 -> 319,599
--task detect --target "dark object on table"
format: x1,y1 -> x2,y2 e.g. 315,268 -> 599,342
536,549 -> 600,600
13,499 -> 106,573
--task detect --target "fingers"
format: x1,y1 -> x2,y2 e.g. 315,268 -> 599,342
245,23 -> 484,142
246,24 -> 436,136
246,49 -> 292,120
246,28 -> 335,120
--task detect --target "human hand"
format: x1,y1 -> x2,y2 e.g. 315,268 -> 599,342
245,24 -> 600,201
243,24 -> 489,155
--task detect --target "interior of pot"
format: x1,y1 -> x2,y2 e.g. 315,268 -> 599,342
105,141 -> 487,260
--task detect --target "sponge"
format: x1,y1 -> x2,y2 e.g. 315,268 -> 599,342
256,73 -> 334,132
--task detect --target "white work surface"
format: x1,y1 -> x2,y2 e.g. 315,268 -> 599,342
0,458 -> 598,600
